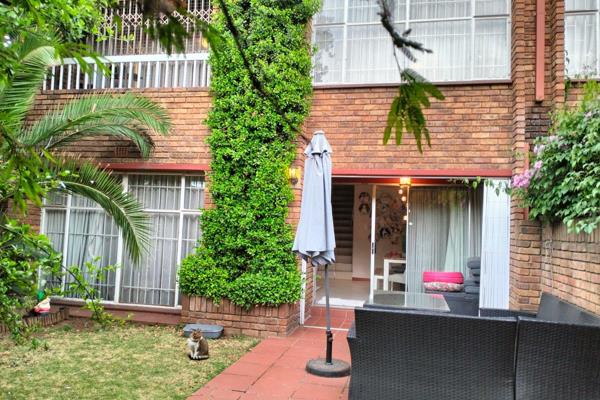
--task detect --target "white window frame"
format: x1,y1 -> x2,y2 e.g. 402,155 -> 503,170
564,0 -> 600,77
312,0 -> 512,85
40,172 -> 204,309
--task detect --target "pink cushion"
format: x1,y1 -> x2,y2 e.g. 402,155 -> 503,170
422,271 -> 464,284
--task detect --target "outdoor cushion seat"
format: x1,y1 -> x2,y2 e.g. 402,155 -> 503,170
464,278 -> 479,286
469,267 -> 480,277
465,286 -> 480,295
422,271 -> 464,284
467,257 -> 481,269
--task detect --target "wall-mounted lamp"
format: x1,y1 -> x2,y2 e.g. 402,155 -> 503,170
288,166 -> 300,185
400,177 -> 412,186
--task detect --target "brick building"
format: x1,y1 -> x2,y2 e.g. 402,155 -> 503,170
33,0 -> 600,334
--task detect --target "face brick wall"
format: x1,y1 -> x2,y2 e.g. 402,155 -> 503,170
30,88 -> 212,165
307,84 -> 513,173
541,223 -> 600,315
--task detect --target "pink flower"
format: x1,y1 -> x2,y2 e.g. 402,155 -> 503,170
512,169 -> 535,189
534,160 -> 543,170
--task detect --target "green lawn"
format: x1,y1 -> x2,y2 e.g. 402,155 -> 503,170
0,321 -> 258,400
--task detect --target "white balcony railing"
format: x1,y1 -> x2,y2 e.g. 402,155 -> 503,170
90,0 -> 212,56
45,53 -> 210,91
44,0 -> 212,91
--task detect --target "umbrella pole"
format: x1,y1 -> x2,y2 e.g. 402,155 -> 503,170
324,264 -> 333,364
305,262 -> 350,377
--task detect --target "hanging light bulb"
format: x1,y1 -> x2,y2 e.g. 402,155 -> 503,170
398,188 -> 403,195
403,215 -> 408,221
401,195 -> 407,202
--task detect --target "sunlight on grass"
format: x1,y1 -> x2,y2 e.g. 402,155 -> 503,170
0,322 -> 258,399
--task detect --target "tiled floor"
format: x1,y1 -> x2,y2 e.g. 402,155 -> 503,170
314,279 -> 369,308
303,306 -> 355,330
189,312 -> 353,400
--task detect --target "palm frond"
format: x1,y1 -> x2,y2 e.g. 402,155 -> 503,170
0,38 -> 57,132
20,93 -> 171,156
56,160 -> 151,262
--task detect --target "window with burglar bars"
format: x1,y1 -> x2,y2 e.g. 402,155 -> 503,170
565,0 -> 600,77
312,0 -> 511,84
44,0 -> 212,91
41,174 -> 204,308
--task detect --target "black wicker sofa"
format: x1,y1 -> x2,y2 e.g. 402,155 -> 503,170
347,293 -> 600,400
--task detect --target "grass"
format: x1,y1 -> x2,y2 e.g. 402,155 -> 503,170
0,321 -> 258,400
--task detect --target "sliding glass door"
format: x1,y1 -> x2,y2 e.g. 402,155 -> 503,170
405,187 -> 483,293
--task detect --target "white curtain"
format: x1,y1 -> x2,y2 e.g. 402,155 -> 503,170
313,0 -> 510,83
120,175 -> 181,307
473,18 -> 509,79
65,205 -> 119,301
565,14 -> 597,76
406,187 -> 482,292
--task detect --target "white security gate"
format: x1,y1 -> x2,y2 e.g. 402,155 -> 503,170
479,180 -> 511,309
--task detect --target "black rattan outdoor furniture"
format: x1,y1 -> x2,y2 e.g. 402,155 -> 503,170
348,292 -> 600,400
348,308 -> 518,400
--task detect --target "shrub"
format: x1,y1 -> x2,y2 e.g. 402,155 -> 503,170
179,0 -> 318,307
178,250 -> 230,302
512,81 -> 600,233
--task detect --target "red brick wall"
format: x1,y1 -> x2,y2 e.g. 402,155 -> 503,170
307,84 -> 513,172
30,88 -> 212,165
541,223 -> 600,315
181,296 -> 299,338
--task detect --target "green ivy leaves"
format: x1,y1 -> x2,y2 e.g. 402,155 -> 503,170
178,0 -> 316,307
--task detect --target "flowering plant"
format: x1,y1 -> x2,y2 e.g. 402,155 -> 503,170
511,81 -> 600,233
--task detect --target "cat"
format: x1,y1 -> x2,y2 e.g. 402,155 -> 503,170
187,329 -> 209,360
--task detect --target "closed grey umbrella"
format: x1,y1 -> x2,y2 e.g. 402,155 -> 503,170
293,130 -> 350,377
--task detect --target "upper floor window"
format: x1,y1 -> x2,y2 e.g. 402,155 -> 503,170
313,0 -> 511,84
565,0 -> 599,77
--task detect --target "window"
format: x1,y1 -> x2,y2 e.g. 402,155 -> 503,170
42,174 -> 204,307
565,0 -> 599,76
313,0 -> 511,84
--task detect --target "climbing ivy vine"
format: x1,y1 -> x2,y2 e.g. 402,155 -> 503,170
179,0 -> 319,307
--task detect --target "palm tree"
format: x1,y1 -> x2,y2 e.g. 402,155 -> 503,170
0,36 -> 171,262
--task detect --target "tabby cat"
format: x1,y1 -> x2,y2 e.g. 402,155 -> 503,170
187,329 -> 209,360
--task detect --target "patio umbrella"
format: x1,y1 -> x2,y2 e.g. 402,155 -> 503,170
293,130 -> 351,378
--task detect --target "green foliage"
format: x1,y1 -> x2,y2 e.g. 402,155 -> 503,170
63,259 -> 121,326
228,270 -> 302,309
512,81 -> 600,233
178,250 -> 230,302
383,69 -> 445,152
0,220 -> 61,342
179,0 -> 317,307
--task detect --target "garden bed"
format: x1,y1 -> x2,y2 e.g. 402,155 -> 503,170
0,321 -> 257,399
0,307 -> 69,335
181,296 -> 300,337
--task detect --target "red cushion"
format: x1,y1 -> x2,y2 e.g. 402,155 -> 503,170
422,271 -> 464,284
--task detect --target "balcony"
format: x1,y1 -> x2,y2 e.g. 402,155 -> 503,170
45,0 -> 212,91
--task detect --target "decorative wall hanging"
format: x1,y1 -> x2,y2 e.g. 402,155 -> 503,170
358,191 -> 371,215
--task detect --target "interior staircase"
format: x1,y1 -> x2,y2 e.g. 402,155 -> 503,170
330,185 -> 354,279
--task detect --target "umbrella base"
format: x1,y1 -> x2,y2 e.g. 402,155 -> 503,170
306,358 -> 351,377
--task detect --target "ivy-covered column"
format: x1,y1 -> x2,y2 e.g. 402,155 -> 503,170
180,1 -> 318,309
